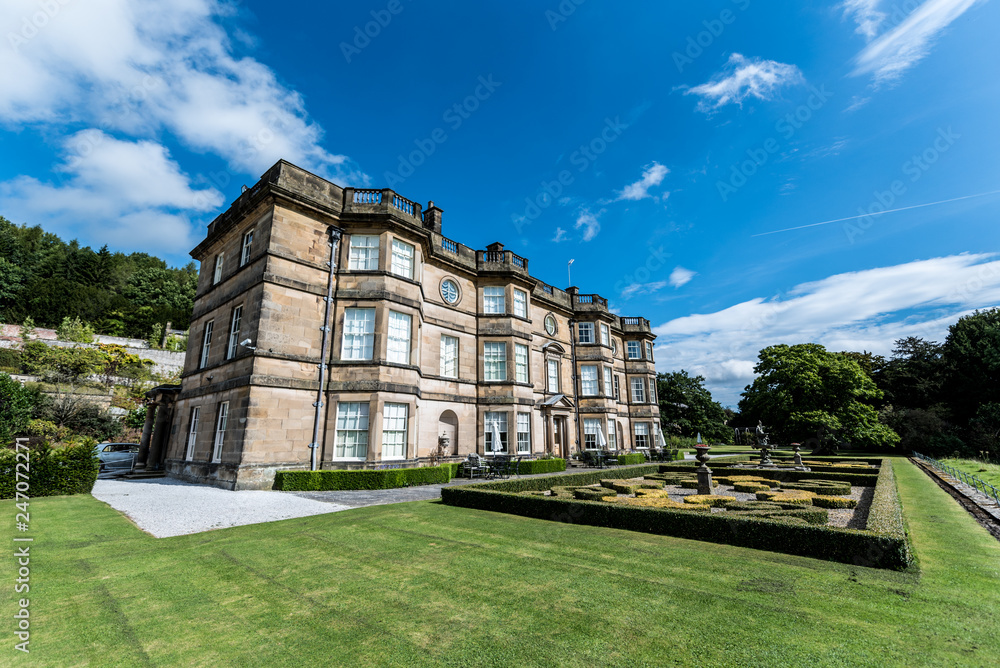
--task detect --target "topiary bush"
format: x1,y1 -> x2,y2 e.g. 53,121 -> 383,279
617,453 -> 646,466
733,482 -> 771,493
682,494 -> 733,507
781,479 -> 852,495
680,479 -> 720,489
812,495 -> 858,509
755,490 -> 816,505
273,464 -> 453,491
573,487 -> 618,501
0,442 -> 98,499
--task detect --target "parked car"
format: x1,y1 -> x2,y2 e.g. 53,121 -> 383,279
95,443 -> 140,476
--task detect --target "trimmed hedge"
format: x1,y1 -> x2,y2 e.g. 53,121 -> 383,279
274,464 -> 452,491
617,453 -> 646,466
812,496 -> 858,509
441,459 -> 912,570
781,480 -> 853,495
0,443 -> 98,499
657,464 -> 878,487
516,458 -> 566,475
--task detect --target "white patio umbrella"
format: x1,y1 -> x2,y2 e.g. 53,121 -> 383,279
490,421 -> 504,454
597,426 -> 608,450
656,423 -> 668,448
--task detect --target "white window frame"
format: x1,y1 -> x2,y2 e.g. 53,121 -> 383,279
484,341 -> 507,381
213,253 -> 224,285
607,422 -> 617,450
440,335 -> 459,378
545,315 -> 557,336
342,308 -> 376,360
635,422 -> 650,449
600,323 -> 610,346
212,401 -> 228,463
387,311 -> 411,364
185,406 -> 200,461
200,320 -> 213,369
581,365 -> 598,396
631,377 -> 646,403
646,341 -> 653,360
547,359 -> 559,393
391,239 -> 415,278
483,286 -> 505,314
578,322 -> 594,344
583,418 -> 601,450
627,341 -> 642,359
240,230 -> 253,267
516,412 -> 531,454
613,374 -> 621,401
441,279 -> 460,304
515,343 -> 529,383
485,411 -> 508,453
513,288 -> 527,318
649,377 -> 657,404
335,402 -> 369,460
348,234 -> 380,271
226,306 -> 242,360
381,403 -> 407,460
603,366 -> 613,397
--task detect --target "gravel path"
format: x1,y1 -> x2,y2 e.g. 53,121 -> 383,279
92,478 -> 352,538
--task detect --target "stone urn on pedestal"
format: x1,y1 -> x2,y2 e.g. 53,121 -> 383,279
694,443 -> 714,496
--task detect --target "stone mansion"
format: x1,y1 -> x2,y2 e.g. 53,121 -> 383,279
159,160 -> 659,489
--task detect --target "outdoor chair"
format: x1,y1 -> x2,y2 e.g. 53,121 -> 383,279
463,454 -> 488,479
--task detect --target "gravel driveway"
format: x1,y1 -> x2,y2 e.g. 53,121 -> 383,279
92,478 -> 352,538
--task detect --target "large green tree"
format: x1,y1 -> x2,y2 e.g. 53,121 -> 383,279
738,343 -> 899,452
656,371 -> 732,443
0,373 -> 37,445
941,309 -> 1000,455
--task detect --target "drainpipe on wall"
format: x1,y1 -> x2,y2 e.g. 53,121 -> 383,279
309,226 -> 343,471
568,318 -> 581,456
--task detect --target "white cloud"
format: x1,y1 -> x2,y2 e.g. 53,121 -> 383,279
669,266 -> 697,288
653,254 -> 1000,406
0,131 -> 222,254
614,162 -> 669,201
841,0 -> 887,39
851,0 -> 985,84
620,281 -> 669,300
685,54 -> 805,112
0,0 -> 366,182
574,209 -> 603,242
552,227 -> 569,243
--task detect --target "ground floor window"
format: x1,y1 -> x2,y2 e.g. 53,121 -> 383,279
634,422 -> 650,449
485,412 -> 508,453
336,402 -> 369,459
583,418 -> 601,450
607,420 -> 616,450
516,413 -> 531,454
212,402 -> 228,462
186,406 -> 200,461
381,403 -> 407,460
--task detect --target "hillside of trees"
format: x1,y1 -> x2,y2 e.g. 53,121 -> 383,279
0,216 -> 197,337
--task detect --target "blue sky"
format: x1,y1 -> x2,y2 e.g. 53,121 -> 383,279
1,0 -> 998,404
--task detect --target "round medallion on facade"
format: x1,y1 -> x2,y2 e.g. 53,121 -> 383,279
440,278 -> 461,304
544,314 -> 557,336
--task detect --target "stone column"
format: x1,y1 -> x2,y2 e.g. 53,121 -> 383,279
147,402 -> 171,471
134,403 -> 157,470
546,412 -> 555,456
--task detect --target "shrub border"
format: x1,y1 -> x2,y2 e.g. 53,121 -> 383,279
441,460 -> 912,570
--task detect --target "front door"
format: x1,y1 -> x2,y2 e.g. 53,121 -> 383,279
553,417 -> 569,458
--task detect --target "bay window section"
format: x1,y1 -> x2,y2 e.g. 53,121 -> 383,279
600,323 -> 610,346
483,286 -> 505,314
348,234 -> 380,270
513,289 -> 527,318
515,343 -> 529,383
583,418 -> 601,450
631,377 -> 646,403
390,239 -> 414,278
581,365 -> 598,396
516,413 -> 531,454
387,311 -> 412,364
342,308 -> 375,360
335,402 -> 369,460
578,322 -> 594,344
634,422 -> 650,449
381,403 -> 407,460
603,366 -> 613,397
627,341 -> 641,359
484,412 -> 508,453
484,341 -> 507,381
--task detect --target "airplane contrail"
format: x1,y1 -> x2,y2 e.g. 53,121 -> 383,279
752,189 -> 1000,237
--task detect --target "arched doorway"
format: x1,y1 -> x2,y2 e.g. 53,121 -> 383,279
439,411 -> 459,455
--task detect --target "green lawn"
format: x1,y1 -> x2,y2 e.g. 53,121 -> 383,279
942,457 -> 1000,488
4,458 -> 999,667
